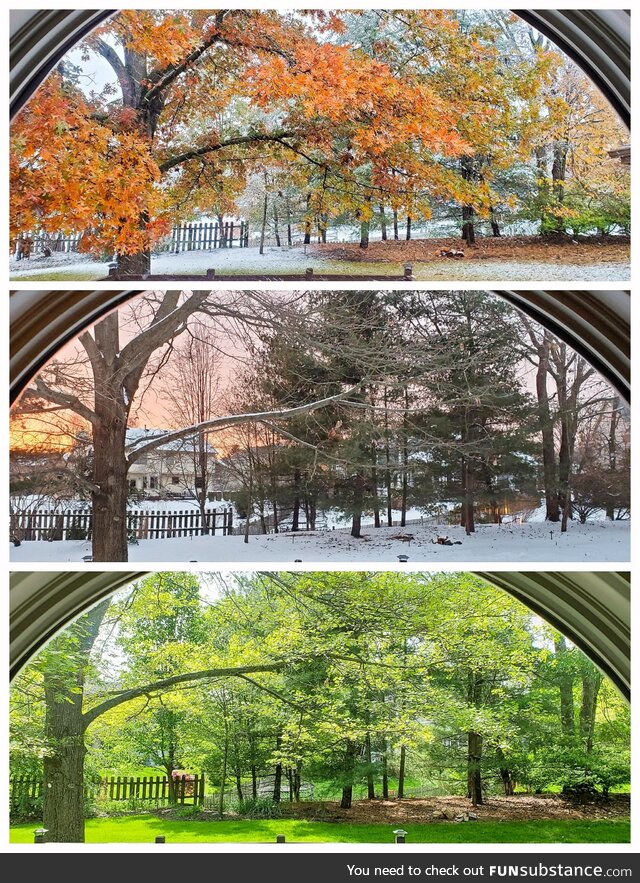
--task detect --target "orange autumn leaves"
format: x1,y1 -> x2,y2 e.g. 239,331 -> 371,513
11,74 -> 168,255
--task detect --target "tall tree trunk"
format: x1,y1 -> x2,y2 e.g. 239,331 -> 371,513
379,204 -> 387,241
259,187 -> 268,255
551,141 -> 568,232
292,468 -> 301,532
381,739 -> 389,799
273,731 -> 283,802
490,206 -> 501,237
42,602 -> 109,842
462,205 -> 476,245
304,194 -> 312,244
42,678 -> 88,842
91,313 -> 129,562
397,746 -> 406,799
273,200 -> 281,247
606,397 -> 620,520
285,195 -> 293,246
579,668 -> 603,753
351,472 -> 365,538
393,209 -> 399,240
400,388 -> 409,527
533,330 -> 560,521
365,732 -> 376,799
555,635 -> 576,736
340,741 -> 357,809
467,672 -> 484,806
405,215 -> 412,240
384,387 -> 394,526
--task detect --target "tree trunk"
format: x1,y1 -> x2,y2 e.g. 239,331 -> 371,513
360,218 -> 370,249
304,194 -> 312,244
273,732 -> 283,802
259,188 -> 268,255
340,741 -> 357,809
286,195 -> 293,246
381,739 -> 389,799
490,207 -> 501,237
534,331 -> 560,521
351,472 -> 365,538
115,248 -> 150,277
555,635 -> 576,736
579,668 -> 603,753
467,671 -> 484,806
400,388 -> 409,527
365,733 -> 375,799
384,387 -> 394,526
393,209 -> 399,240
379,204 -> 387,241
91,313 -> 130,562
460,456 -> 475,535
397,745 -> 406,799
405,215 -> 412,240
43,603 -> 109,842
462,205 -> 475,245
467,731 -> 483,806
606,397 -> 620,520
42,679 -> 87,842
273,200 -> 281,247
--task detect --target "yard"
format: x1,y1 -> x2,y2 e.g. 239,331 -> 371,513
9,815 -> 630,845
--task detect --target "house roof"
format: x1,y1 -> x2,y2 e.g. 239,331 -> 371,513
125,428 -> 217,455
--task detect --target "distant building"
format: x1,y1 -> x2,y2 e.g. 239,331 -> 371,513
125,428 -> 227,499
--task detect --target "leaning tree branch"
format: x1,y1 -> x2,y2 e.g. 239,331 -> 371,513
82,661 -> 287,727
158,131 -> 297,172
126,384 -> 363,464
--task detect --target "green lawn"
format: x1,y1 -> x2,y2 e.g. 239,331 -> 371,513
10,816 -> 630,844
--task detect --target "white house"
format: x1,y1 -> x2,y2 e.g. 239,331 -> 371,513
125,428 -> 225,499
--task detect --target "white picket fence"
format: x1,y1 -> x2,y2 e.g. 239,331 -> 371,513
10,506 -> 234,542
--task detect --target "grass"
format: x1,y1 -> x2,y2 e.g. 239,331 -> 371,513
9,816 -> 630,844
9,270 -> 103,281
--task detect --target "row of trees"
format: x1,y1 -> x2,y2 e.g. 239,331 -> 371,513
11,291 -> 629,560
10,572 -> 630,841
11,10 -> 629,273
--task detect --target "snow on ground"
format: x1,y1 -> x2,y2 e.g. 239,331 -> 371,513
10,519 -> 630,564
10,246 -> 630,282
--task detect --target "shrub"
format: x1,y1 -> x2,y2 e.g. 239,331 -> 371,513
235,797 -> 283,819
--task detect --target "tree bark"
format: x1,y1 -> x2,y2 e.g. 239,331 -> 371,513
365,732 -> 376,799
340,741 -> 357,809
397,745 -> 406,798
42,602 -> 109,842
555,635 -> 576,736
379,204 -> 387,241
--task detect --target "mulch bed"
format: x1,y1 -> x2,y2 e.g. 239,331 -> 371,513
308,235 -> 630,265
278,795 -> 630,824
152,795 -> 629,825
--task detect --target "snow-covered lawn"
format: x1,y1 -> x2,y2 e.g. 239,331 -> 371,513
10,519 -> 630,564
10,245 -> 630,282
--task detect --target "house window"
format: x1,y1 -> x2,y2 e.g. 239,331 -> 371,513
128,479 -> 137,491
171,476 -> 180,486
150,476 -> 158,489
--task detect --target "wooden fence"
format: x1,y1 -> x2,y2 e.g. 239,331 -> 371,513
10,507 -> 233,542
13,231 -> 83,257
157,220 -> 249,253
10,774 -> 205,810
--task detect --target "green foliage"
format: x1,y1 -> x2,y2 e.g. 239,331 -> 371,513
234,797 -> 283,819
